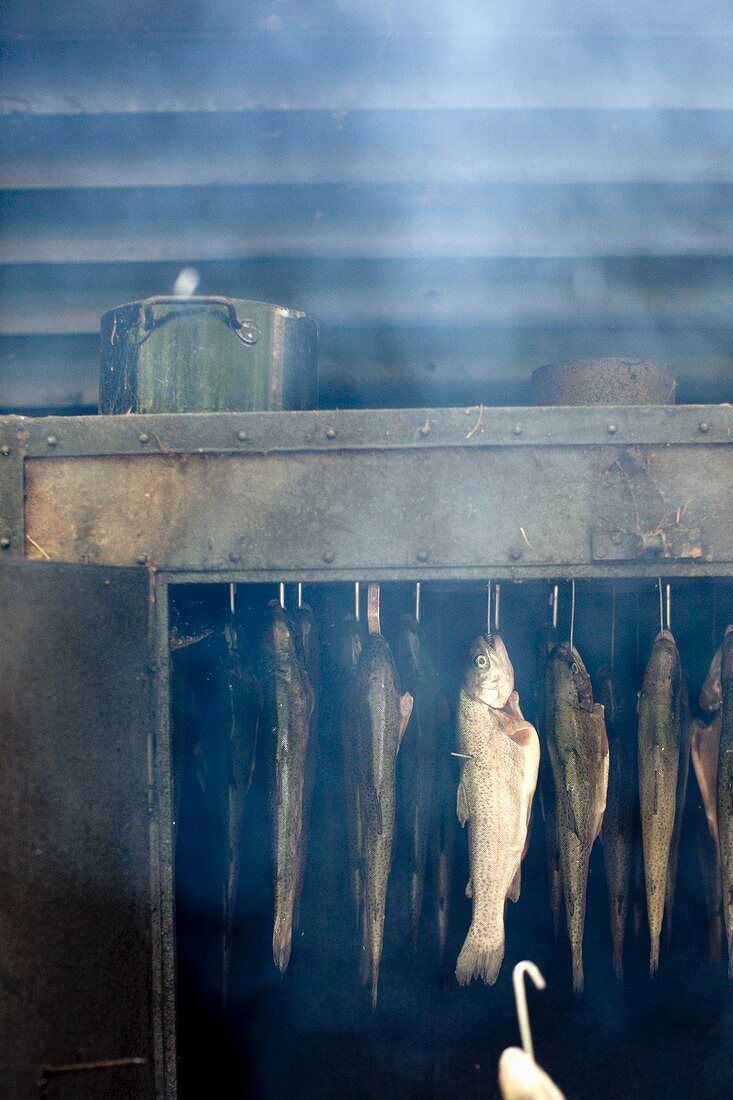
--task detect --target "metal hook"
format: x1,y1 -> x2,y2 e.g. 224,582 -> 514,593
367,582 -> 381,636
666,583 -> 671,633
551,583 -> 559,630
355,581 -> 361,622
487,580 -> 492,635
657,577 -> 663,634
229,582 -> 236,615
297,582 -> 303,610
512,960 -> 546,1063
279,582 -> 286,610
569,580 -> 576,652
495,584 -> 502,632
415,581 -> 421,624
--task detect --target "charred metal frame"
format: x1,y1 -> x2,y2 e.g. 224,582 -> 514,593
1,403 -> 731,1099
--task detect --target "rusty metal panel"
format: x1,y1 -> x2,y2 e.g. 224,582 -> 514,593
22,442 -> 733,578
0,561 -> 159,1099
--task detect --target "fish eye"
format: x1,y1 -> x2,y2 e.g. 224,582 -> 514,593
571,661 -> 580,674
474,653 -> 489,668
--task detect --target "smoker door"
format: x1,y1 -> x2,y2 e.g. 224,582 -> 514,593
0,562 -> 159,1100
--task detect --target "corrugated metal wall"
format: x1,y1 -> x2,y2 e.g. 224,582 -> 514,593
2,1 -> 733,412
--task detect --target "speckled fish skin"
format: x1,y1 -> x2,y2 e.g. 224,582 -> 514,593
546,642 -> 608,994
356,633 -> 413,1008
395,614 -> 445,953
637,628 -> 682,976
595,664 -> 635,982
717,627 -> 733,979
665,682 -> 692,939
329,613 -> 365,929
260,602 -> 315,975
223,621 -> 262,1004
455,635 -> 540,987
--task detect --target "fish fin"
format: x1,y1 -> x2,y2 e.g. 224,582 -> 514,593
398,692 -> 414,747
455,926 -> 504,986
457,780 -> 470,827
504,690 -> 523,719
507,863 -> 521,903
465,878 -> 473,899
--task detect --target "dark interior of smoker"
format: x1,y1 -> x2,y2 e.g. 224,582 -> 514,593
170,578 -> 732,1099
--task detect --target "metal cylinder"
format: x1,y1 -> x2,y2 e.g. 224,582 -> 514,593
530,357 -> 676,406
99,296 -> 318,414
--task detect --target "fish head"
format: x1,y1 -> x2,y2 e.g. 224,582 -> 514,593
643,630 -> 681,695
463,632 -> 514,708
261,600 -> 298,662
551,642 -> 594,712
398,614 -> 422,670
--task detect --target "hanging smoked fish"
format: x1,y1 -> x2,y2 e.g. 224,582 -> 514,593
637,629 -> 682,975
545,642 -> 608,994
455,634 -> 540,986
395,613 -> 446,954
717,626 -> 733,980
595,663 -> 635,982
291,601 -> 321,932
665,682 -> 692,940
260,601 -> 315,974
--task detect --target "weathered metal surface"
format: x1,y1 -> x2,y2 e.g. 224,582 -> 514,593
16,435 -> 732,577
531,357 -> 676,406
0,561 -> 159,1099
99,297 -> 317,415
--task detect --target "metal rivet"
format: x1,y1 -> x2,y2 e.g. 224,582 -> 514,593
229,551 -> 241,564
0,444 -> 10,456
419,424 -> 431,437
236,429 -> 249,442
138,432 -> 149,444
325,427 -> 337,440
606,423 -> 617,435
416,549 -> 429,562
699,421 -> 710,434
136,553 -> 148,565
322,550 -> 335,563
0,537 -> 10,549
46,434 -> 58,447
508,546 -> 523,561
512,424 -> 523,437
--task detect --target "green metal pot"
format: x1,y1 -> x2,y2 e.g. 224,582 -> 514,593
99,296 -> 318,413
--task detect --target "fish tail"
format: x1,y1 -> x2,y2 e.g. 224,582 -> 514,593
571,948 -> 585,995
371,965 -> 380,1010
273,912 -> 293,975
455,925 -> 504,987
649,931 -> 661,977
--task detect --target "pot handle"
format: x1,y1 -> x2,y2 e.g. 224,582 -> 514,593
131,296 -> 260,346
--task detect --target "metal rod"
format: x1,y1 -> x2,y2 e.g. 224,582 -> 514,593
487,580 -> 492,634
297,581 -> 303,609
229,582 -> 236,615
279,582 -> 286,609
415,581 -> 421,624
355,581 -> 360,622
494,583 -> 502,631
552,583 -> 559,630
658,577 -> 664,634
569,579 -> 576,651
367,582 -> 381,636
610,587 -> 616,669
666,583 -> 671,633
512,961 -> 546,1063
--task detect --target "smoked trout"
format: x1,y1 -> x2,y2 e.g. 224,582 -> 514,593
396,614 -> 446,953
328,612 -> 365,929
356,632 -> 413,1007
595,663 -> 635,982
691,712 -> 722,848
222,621 -> 261,1004
260,601 -> 315,974
637,629 -> 682,976
455,634 -> 540,986
700,645 -> 723,714
291,603 -> 321,931
665,682 -> 692,939
717,626 -> 733,979
545,642 -> 608,994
